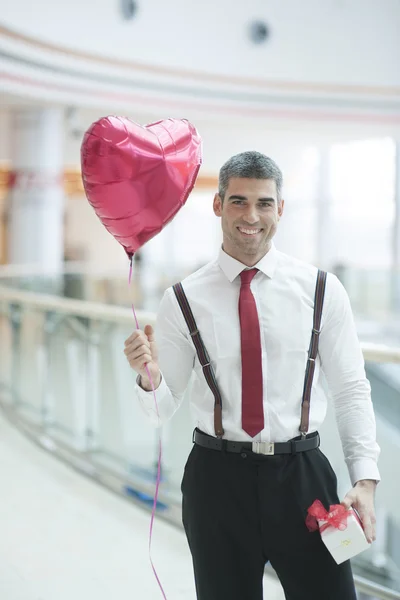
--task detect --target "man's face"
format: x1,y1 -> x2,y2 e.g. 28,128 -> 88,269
213,177 -> 284,265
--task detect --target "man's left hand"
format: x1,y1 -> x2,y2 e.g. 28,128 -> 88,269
341,479 -> 377,544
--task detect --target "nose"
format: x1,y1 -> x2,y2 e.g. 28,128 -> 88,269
243,207 -> 259,224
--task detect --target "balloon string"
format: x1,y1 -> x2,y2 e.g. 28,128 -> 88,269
129,258 -> 167,600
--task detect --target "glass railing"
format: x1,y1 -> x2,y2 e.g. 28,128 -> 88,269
1,261 -> 400,327
366,362 -> 400,429
334,264 -> 400,332
1,279 -> 400,599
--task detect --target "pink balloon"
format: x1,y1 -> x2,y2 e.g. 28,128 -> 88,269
81,116 -> 202,258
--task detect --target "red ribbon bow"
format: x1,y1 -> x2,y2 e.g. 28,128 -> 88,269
306,499 -> 349,533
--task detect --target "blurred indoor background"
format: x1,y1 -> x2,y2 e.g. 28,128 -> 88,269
0,1 -> 400,598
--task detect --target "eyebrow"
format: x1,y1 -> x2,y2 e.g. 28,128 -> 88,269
227,195 -> 276,203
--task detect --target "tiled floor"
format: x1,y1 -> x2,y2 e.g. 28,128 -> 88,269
0,412 -> 284,599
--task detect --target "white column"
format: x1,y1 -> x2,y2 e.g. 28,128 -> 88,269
8,108 -> 65,272
315,146 -> 335,270
392,141 -> 400,312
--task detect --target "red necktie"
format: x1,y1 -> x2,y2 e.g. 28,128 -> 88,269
239,269 -> 264,437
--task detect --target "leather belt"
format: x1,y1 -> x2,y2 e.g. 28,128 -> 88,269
193,429 -> 320,455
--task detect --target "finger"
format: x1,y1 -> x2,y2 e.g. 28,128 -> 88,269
124,338 -> 150,355
124,330 -> 143,346
128,353 -> 153,370
140,355 -> 153,368
124,340 -> 150,357
361,517 -> 373,544
370,512 -> 377,542
357,506 -> 376,543
126,346 -> 152,363
144,324 -> 155,342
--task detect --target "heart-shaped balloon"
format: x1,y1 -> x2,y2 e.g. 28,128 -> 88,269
81,116 -> 202,258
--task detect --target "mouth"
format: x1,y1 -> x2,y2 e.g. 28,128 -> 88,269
237,227 -> 263,237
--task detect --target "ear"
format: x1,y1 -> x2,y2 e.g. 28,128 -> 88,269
213,193 -> 223,217
278,199 -> 285,220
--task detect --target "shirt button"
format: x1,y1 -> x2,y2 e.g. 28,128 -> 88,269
241,453 -> 247,459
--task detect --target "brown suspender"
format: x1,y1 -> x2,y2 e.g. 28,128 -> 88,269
173,283 -> 224,437
299,270 -> 327,436
173,269 -> 327,439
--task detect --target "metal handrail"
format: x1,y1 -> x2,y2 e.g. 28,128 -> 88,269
354,575 -> 400,599
0,284 -> 155,325
1,283 -> 399,363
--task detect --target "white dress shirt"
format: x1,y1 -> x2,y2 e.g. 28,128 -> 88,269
135,242 -> 380,485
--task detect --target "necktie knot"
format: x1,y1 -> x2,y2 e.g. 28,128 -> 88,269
240,268 -> 258,286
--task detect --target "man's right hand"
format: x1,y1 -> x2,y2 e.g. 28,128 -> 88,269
124,325 -> 161,391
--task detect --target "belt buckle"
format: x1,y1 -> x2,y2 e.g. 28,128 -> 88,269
252,441 -> 275,455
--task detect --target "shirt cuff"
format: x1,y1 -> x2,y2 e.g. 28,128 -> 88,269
135,373 -> 169,424
347,459 -> 381,487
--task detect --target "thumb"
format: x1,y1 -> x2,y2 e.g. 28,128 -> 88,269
341,493 -> 354,510
144,324 -> 155,342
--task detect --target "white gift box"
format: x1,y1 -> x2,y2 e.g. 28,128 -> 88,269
318,508 -> 370,564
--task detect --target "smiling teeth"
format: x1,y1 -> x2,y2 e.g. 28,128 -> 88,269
239,228 -> 261,235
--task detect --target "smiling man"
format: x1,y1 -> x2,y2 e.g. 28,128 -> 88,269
214,175 -> 283,265
124,151 -> 380,600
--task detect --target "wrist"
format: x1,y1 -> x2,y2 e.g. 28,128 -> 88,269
139,372 -> 161,391
355,479 -> 377,489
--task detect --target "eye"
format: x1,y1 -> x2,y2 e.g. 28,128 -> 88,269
232,200 -> 245,205
259,202 -> 273,208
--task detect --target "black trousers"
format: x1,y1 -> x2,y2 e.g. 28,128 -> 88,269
181,432 -> 357,600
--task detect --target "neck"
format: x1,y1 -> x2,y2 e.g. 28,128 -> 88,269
221,242 -> 272,267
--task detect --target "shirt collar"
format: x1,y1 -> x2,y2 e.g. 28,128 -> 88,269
218,242 -> 278,283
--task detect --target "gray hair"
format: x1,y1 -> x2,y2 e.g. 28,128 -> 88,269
218,151 -> 283,202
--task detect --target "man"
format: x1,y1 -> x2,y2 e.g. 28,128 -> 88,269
124,151 -> 380,600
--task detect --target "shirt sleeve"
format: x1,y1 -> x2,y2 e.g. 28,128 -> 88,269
134,287 -> 195,427
318,273 -> 381,486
